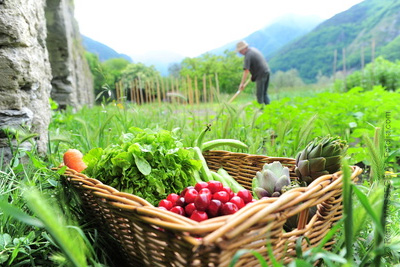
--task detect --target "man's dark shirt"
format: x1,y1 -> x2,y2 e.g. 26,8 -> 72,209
243,47 -> 270,81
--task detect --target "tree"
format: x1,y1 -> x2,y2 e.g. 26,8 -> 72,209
122,63 -> 160,81
179,50 -> 243,94
120,62 -> 161,93
85,53 -> 140,103
271,69 -> 304,88
102,58 -> 131,90
85,52 -> 109,102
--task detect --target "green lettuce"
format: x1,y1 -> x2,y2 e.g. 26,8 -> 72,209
83,127 -> 201,205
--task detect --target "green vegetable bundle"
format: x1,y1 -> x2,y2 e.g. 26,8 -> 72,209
83,127 -> 201,205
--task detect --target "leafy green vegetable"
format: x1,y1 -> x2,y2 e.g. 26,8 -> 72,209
83,127 -> 201,205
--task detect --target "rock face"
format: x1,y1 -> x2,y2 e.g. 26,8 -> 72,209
0,0 -> 93,164
0,0 -> 52,162
46,0 -> 94,109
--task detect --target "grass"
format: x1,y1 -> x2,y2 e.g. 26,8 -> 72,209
1,84 -> 400,266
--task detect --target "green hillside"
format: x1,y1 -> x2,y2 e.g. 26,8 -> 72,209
209,14 -> 323,57
82,35 -> 133,62
268,0 -> 400,83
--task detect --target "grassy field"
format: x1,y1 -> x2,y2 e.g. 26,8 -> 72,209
1,84 -> 399,266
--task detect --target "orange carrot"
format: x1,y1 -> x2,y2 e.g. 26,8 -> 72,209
63,149 -> 87,172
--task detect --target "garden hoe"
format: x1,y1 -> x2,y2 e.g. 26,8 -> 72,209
228,79 -> 250,104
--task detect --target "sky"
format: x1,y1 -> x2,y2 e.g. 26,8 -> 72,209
74,0 -> 365,60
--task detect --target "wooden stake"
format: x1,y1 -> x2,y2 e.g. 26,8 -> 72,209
209,75 -> 213,103
156,78 -> 161,106
170,77 -> 175,104
215,72 -> 220,101
150,80 -> 155,104
203,74 -> 207,103
138,76 -> 144,105
187,76 -> 193,106
181,78 -> 186,105
161,77 -> 166,103
130,81 -> 134,102
176,78 -> 181,105
135,79 -> 140,105
147,80 -> 152,104
151,80 -> 155,104
195,77 -> 199,106
184,77 -> 189,105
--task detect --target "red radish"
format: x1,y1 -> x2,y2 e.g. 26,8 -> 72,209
221,202 -> 239,215
207,199 -> 222,217
194,181 -> 208,192
175,197 -> 186,207
212,191 -> 230,203
198,188 -> 211,195
237,189 -> 253,203
198,188 -> 212,200
222,186 -> 234,198
190,210 -> 208,222
180,186 -> 194,197
207,181 -> 223,193
170,206 -> 185,216
194,194 -> 211,211
185,203 -> 196,216
166,193 -> 180,205
230,196 -> 245,209
63,149 -> 87,172
158,199 -> 173,210
184,188 -> 198,203
160,183 -> 248,221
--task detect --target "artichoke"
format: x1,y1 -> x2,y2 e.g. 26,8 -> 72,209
295,135 -> 348,185
252,161 -> 291,198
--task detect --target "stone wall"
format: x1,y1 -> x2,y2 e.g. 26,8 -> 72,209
46,0 -> 94,109
0,0 -> 94,164
0,0 -> 52,161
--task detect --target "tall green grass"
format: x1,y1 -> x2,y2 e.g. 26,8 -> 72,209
1,85 -> 399,266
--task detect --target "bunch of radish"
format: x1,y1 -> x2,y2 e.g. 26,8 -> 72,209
158,181 -> 255,222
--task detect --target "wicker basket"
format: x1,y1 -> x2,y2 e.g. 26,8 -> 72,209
56,150 -> 362,266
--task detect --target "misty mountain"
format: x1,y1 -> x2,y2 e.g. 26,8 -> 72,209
268,0 -> 400,82
82,35 -> 133,62
208,14 -> 324,58
130,50 -> 185,76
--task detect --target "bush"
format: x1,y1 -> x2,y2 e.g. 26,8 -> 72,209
345,57 -> 400,91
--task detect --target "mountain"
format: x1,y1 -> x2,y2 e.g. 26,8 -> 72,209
209,14 -> 324,58
81,35 -> 133,62
268,0 -> 400,83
